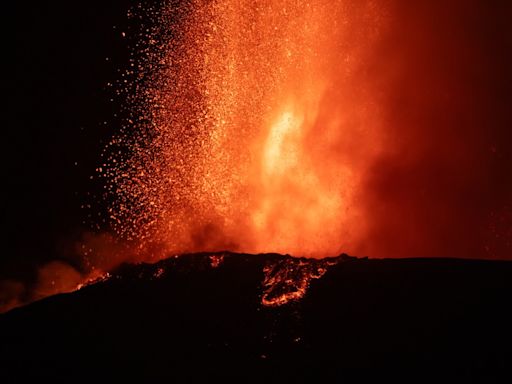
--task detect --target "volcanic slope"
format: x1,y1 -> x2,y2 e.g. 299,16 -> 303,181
1,252 -> 511,382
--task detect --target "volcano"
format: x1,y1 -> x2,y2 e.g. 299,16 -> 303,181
1,253 -> 510,382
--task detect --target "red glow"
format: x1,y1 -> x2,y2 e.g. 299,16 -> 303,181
102,0 -> 511,261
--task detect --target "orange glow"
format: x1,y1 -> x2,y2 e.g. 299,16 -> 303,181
104,0 -> 387,260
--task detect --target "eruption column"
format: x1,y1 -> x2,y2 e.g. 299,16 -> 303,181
106,1 -> 387,259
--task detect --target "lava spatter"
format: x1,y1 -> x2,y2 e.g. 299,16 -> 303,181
104,1 -> 387,261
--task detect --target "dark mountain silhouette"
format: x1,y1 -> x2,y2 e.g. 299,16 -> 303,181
1,253 -> 511,382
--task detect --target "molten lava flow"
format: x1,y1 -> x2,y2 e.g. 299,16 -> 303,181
261,257 -> 339,307
104,0 -> 387,261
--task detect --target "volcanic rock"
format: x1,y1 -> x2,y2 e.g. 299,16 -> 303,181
1,253 -> 511,382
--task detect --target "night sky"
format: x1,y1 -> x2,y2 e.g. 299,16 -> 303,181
4,1 -> 139,281
3,1 -> 512,283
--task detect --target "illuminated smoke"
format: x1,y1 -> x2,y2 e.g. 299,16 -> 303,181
104,0 -> 389,259
103,0 -> 511,261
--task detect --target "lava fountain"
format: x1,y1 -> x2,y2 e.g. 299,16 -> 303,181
2,1 -> 509,315
104,0 -> 387,260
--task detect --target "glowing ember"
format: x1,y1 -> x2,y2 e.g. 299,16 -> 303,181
209,254 -> 225,268
153,267 -> 165,279
103,0 -> 387,261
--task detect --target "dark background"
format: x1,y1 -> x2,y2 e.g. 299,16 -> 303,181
3,1 -> 512,283
3,1 -> 140,282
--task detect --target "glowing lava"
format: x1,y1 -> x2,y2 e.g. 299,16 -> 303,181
261,256 -> 339,307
